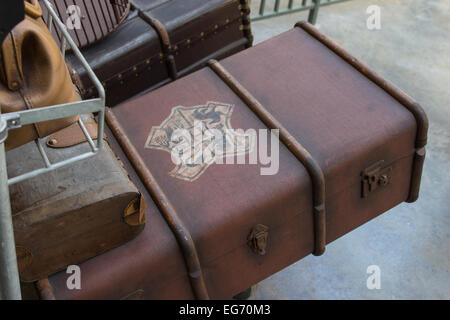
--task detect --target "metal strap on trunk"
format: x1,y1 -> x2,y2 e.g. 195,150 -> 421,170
239,0 -> 254,47
137,11 -> 178,80
295,21 -> 428,202
35,279 -> 56,300
134,0 -> 255,81
105,108 -> 209,300
208,59 -> 327,257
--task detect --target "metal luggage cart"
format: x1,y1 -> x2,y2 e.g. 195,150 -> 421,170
0,0 -> 105,300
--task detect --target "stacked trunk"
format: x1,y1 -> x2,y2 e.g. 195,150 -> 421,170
26,23 -> 427,300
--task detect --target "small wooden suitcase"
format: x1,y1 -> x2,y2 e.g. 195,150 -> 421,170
31,22 -> 427,300
7,120 -> 146,282
65,0 -> 253,106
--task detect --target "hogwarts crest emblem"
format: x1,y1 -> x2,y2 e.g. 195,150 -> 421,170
145,102 -> 253,181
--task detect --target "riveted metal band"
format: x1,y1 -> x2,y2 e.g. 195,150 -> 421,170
138,11 -> 178,80
295,21 -> 428,202
208,59 -> 326,256
35,278 -> 55,300
105,108 -> 209,300
239,0 -> 253,47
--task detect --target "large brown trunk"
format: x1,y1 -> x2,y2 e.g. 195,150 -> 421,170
32,22 -> 427,300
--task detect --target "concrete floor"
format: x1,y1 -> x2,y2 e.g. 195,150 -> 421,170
248,0 -> 450,299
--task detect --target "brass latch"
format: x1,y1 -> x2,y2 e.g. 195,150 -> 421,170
247,224 -> 269,255
361,160 -> 392,198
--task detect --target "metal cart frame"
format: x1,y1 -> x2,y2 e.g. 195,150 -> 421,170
0,0 -> 105,300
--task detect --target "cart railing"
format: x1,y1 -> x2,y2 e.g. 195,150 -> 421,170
250,0 -> 352,24
0,0 -> 105,300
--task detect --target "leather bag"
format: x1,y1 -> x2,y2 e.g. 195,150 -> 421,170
0,0 -> 79,151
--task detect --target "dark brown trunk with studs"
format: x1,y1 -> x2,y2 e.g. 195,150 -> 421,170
64,0 -> 253,107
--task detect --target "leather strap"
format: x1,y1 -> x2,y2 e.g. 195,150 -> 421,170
46,121 -> 104,148
137,10 -> 178,80
123,194 -> 147,226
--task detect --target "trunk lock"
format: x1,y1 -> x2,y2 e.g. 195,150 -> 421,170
361,160 -> 392,198
248,224 -> 269,255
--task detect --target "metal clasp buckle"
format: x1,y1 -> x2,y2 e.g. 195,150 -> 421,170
361,160 -> 392,198
247,224 -> 269,256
